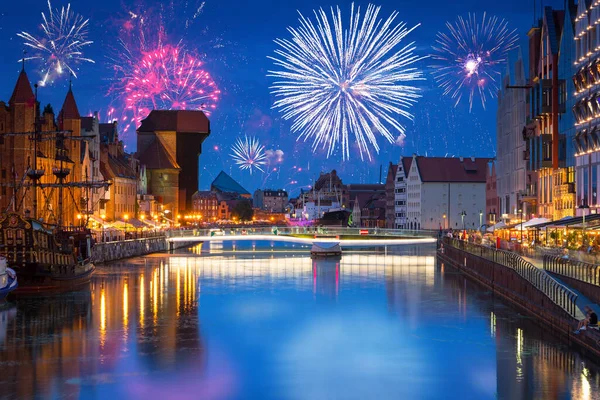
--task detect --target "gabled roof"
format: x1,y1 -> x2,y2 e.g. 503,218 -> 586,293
412,156 -> 490,183
99,122 -> 118,143
101,153 -> 137,180
400,157 -> 412,178
138,139 -> 180,170
386,163 -> 398,186
9,69 -> 34,105
138,110 -> 210,134
211,171 -> 250,195
59,87 -> 80,120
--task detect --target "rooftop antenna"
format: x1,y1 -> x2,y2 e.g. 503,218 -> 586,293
21,50 -> 27,71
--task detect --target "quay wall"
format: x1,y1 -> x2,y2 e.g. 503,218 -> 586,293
438,244 -> 600,361
92,237 -> 195,264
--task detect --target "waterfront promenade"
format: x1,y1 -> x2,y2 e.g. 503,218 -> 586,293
439,237 -> 600,360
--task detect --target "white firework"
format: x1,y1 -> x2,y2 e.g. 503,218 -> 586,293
268,3 -> 424,161
231,136 -> 267,174
431,13 -> 519,110
18,0 -> 94,86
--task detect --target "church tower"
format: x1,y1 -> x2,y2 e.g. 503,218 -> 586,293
0,67 -> 36,213
56,84 -> 83,225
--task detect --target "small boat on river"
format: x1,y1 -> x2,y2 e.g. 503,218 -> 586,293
310,242 -> 342,259
0,256 -> 18,299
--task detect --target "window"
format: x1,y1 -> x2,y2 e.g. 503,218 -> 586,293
397,177 -> 404,182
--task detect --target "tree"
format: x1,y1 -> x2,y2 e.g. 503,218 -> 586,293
232,201 -> 253,221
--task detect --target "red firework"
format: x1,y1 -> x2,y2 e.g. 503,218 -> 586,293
114,44 -> 220,132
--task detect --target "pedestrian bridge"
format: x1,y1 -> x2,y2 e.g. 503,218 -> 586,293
165,227 -> 437,247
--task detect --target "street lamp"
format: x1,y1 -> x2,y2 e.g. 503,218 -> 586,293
460,211 -> 467,232
479,210 -> 483,230
101,214 -> 106,242
442,213 -> 447,230
579,199 -> 590,245
76,213 -> 82,227
124,214 -> 129,236
518,209 -> 523,243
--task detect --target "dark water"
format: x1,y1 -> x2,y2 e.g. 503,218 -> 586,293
1,242 -> 600,399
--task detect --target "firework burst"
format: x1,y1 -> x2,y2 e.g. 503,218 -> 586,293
110,44 -> 220,133
431,12 -> 519,110
269,3 -> 423,161
18,0 -> 94,86
231,136 -> 267,174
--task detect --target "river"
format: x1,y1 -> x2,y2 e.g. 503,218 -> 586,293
0,241 -> 598,399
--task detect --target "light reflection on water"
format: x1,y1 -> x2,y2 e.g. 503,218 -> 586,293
0,244 -> 598,399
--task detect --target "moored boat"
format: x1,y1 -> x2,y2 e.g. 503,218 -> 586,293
310,242 -> 342,259
0,256 -> 17,299
0,213 -> 94,293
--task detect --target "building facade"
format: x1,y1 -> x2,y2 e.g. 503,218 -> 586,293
137,110 -> 211,217
574,0 -> 600,215
405,155 -> 488,231
192,191 -> 219,220
522,4 -> 577,220
496,52 -> 527,218
384,162 -> 398,228
394,157 -> 410,229
253,189 -> 288,212
0,70 -> 86,226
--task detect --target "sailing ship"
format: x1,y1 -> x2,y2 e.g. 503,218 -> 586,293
0,83 -> 110,293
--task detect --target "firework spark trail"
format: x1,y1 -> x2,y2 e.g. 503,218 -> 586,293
18,0 -> 94,86
431,12 -> 519,110
107,1 -> 224,137
231,136 -> 267,175
269,3 -> 424,161
110,44 -> 220,133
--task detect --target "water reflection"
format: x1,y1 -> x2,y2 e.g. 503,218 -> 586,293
0,247 -> 598,399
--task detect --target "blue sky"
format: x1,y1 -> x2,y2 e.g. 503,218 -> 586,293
0,0 -> 566,194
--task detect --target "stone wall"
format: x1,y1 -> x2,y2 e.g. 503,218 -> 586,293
92,237 -> 195,264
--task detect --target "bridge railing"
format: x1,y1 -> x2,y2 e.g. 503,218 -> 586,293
165,226 -> 439,238
544,255 -> 600,287
443,237 -> 579,318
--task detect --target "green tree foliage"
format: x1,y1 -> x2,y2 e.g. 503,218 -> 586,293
232,201 -> 254,221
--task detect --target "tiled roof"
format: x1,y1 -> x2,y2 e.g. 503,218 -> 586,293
9,69 -> 34,105
101,153 -> 137,180
138,110 -> 210,133
413,156 -> 490,183
138,139 -> 179,170
401,157 -> 412,178
192,191 -> 217,199
59,88 -> 80,120
211,171 -> 250,195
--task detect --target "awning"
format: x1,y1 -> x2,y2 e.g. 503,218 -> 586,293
487,221 -> 506,232
518,217 -> 551,230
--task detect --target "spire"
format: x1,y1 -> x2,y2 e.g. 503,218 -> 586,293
9,69 -> 35,106
59,84 -> 80,120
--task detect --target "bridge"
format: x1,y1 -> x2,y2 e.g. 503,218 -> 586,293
165,227 -> 437,248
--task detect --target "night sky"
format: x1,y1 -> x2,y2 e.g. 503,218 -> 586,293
0,0 -> 566,195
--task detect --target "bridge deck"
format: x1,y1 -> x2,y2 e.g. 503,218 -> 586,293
166,234 -> 436,247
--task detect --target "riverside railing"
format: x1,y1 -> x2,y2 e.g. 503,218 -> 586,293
165,226 -> 440,238
444,238 -> 579,318
544,255 -> 600,287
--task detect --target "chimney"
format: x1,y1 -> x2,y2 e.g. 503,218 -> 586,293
94,111 -> 99,120
471,156 -> 475,162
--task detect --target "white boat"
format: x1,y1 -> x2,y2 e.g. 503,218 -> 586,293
0,256 -> 17,299
311,242 -> 342,258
